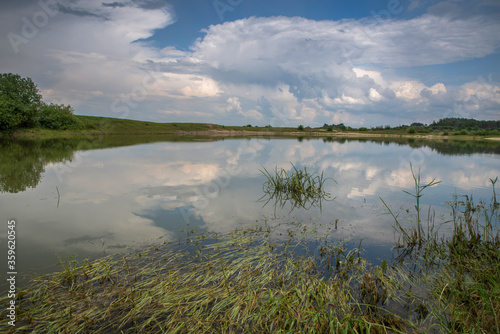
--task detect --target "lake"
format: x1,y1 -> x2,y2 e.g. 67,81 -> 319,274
1,136 -> 499,289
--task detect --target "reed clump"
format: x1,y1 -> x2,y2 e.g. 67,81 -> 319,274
260,163 -> 335,212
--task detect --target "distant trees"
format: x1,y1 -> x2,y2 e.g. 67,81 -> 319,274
318,118 -> 499,136
410,122 -> 425,127
321,123 -> 346,131
429,118 -> 500,130
0,73 -> 82,133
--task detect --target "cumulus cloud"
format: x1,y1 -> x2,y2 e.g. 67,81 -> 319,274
188,14 -> 500,124
194,14 -> 500,70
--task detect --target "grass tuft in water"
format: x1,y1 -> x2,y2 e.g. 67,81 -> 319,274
260,163 -> 336,213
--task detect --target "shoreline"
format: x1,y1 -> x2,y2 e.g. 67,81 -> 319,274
6,129 -> 500,142
2,115 -> 499,142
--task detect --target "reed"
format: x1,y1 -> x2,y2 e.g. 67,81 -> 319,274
260,163 -> 336,213
380,167 -> 500,333
386,191 -> 500,333
380,164 -> 440,256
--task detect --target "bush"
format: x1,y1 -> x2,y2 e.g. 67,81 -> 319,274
0,73 -> 43,132
453,129 -> 468,136
327,126 -> 333,132
298,125 -> 304,131
472,130 -> 487,136
37,104 -> 83,130
416,127 -> 430,133
408,127 -> 416,134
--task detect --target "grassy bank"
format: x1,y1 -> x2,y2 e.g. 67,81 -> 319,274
1,175 -> 499,333
5,115 -> 500,140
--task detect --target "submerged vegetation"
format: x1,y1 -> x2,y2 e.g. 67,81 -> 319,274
1,167 -> 499,333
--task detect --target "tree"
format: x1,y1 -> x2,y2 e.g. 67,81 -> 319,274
0,73 -> 43,132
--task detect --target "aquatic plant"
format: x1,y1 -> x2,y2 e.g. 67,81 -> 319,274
491,176 -> 498,206
0,223 -> 404,333
260,163 -> 335,213
380,163 -> 440,253
386,190 -> 500,333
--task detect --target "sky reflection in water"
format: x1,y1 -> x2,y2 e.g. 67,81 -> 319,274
1,138 -> 499,285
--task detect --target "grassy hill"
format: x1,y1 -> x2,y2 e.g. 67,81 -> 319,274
5,115 -> 500,140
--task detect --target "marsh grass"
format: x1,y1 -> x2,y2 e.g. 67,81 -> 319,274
260,163 -> 336,213
380,164 -> 442,260
0,224 -> 405,334
380,167 -> 500,333
384,193 -> 500,333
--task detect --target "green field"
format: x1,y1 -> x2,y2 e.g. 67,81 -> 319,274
5,115 -> 500,140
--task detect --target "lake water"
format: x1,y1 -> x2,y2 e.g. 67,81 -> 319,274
1,136 -> 499,289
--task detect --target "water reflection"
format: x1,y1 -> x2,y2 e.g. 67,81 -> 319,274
0,138 -> 75,193
0,135 -> 226,193
0,136 -> 499,289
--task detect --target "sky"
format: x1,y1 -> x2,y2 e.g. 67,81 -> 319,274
1,0 -> 499,127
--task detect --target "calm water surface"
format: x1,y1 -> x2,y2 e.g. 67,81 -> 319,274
1,136 -> 499,288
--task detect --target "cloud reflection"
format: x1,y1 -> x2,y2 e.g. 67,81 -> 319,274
1,138 -> 498,280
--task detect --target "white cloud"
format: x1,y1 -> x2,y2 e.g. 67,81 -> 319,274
226,97 -> 242,112
391,80 -> 428,100
181,76 -> 222,97
189,14 -> 500,124
193,14 -> 500,70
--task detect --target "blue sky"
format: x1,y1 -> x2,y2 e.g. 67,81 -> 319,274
1,0 -> 499,127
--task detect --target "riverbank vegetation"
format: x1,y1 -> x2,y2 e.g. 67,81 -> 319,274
0,73 -> 83,133
8,114 -> 500,140
320,118 -> 500,137
1,168 -> 498,333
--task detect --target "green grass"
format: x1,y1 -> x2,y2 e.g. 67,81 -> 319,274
0,224 -> 403,333
6,116 -> 229,138
6,115 -> 500,140
260,163 -> 336,213
9,116 -> 299,138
